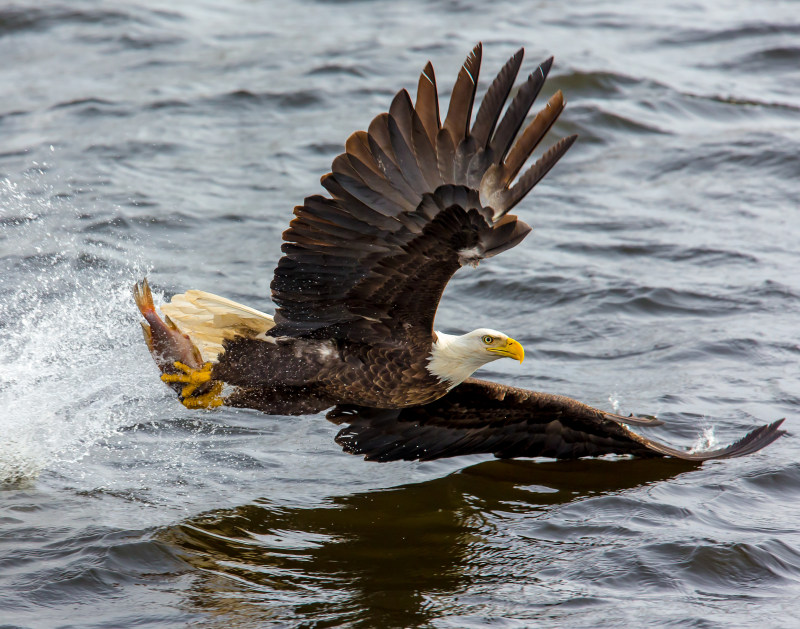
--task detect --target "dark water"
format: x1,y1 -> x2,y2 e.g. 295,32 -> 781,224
1,1 -> 799,626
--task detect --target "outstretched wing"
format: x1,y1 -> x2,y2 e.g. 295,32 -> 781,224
327,379 -> 787,462
270,45 -> 576,344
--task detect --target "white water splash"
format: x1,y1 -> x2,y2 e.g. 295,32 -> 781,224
0,178 -> 164,485
689,425 -> 719,454
608,393 -> 621,414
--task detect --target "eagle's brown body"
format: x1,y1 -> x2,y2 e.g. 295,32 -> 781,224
214,336 -> 449,413
135,44 -> 786,463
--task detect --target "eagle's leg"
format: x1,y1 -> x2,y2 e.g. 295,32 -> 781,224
182,381 -> 224,409
161,361 -> 224,408
161,361 -> 213,396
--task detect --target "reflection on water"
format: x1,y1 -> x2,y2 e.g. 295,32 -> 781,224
163,458 -> 696,627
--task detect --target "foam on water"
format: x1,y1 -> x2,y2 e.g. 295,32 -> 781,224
0,178 -> 164,485
689,425 -> 719,454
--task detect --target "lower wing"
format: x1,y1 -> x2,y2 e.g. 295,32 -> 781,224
327,378 -> 786,462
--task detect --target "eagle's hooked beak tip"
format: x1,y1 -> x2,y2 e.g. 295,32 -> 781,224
508,337 -> 525,363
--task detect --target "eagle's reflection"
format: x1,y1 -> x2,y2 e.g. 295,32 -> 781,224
162,458 -> 697,627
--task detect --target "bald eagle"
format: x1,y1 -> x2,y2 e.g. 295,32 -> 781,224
135,45 -> 785,461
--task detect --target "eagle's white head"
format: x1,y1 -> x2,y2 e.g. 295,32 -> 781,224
427,328 -> 525,389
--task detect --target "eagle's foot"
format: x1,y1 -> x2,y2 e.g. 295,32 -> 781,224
161,361 -> 215,398
181,381 -> 225,409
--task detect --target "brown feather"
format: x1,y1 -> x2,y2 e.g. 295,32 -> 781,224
387,109 -> 429,193
410,105 -> 442,190
345,131 -> 383,176
442,43 -> 482,144
502,90 -> 565,186
490,57 -> 553,163
388,89 -> 415,146
365,126 -> 420,205
471,48 -> 524,147
415,61 -> 441,146
329,379 -> 787,462
435,127 -> 456,184
503,134 -> 577,212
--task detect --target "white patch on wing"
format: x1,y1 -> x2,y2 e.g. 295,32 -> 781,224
316,343 -> 336,360
457,246 -> 483,267
289,339 -> 337,362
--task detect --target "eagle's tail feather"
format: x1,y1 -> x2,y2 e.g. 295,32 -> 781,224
160,289 -> 275,363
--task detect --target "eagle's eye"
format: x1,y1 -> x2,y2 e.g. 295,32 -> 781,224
482,335 -> 494,345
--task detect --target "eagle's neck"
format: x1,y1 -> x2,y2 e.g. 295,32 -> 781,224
426,331 -> 488,389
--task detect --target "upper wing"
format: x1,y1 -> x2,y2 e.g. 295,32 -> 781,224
270,45 -> 576,343
327,378 -> 787,462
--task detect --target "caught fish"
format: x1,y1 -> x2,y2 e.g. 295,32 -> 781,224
133,278 -> 205,395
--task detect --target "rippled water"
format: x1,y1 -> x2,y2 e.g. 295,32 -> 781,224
1,1 -> 799,627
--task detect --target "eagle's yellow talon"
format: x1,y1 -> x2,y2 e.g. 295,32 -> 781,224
160,362 -> 220,403
181,381 -> 225,409
160,361 -> 214,391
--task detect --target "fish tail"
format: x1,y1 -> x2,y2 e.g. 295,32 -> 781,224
133,278 -> 159,347
133,277 -> 164,332
133,277 -> 155,315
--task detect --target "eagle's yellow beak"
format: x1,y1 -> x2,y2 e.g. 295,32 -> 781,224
488,337 -> 525,363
